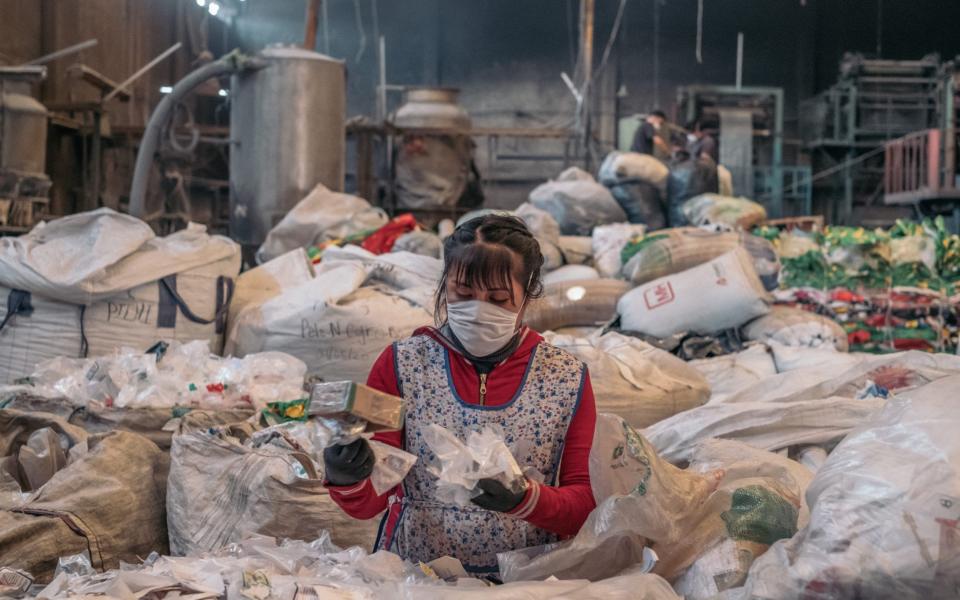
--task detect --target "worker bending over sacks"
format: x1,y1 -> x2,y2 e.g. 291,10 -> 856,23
324,214 -> 598,577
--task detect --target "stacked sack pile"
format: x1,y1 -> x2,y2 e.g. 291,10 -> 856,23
758,217 -> 960,353
4,161 -> 960,600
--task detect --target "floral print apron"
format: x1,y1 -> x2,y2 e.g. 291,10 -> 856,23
375,334 -> 585,574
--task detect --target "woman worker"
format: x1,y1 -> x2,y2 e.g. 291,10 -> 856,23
324,214 -> 598,577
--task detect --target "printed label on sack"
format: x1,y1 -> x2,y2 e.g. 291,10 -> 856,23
106,302 -> 154,325
643,281 -> 675,310
929,494 -> 960,522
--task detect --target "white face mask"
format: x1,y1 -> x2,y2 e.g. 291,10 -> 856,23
446,300 -> 521,357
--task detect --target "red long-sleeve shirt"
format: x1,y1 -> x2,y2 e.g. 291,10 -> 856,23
327,327 -> 597,538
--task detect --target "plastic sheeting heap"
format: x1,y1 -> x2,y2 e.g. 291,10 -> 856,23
735,375 -> 960,599
2,340 -> 306,411
34,534 -> 682,600
644,350 -> 960,463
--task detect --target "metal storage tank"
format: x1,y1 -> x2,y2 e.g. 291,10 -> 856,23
393,87 -> 476,211
0,66 -> 51,230
394,87 -> 470,129
0,66 -> 48,177
229,46 -> 345,246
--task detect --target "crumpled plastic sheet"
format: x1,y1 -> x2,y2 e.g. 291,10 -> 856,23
730,374 -> 960,600
35,533 -> 682,600
421,424 -> 525,507
8,341 -> 307,411
251,419 -> 416,496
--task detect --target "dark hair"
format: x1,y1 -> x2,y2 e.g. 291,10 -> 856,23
650,109 -> 667,120
434,214 -> 544,324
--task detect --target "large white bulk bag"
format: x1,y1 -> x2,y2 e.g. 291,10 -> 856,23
226,246 -> 437,383
0,212 -> 240,383
545,331 -> 710,428
618,248 -> 770,338
256,184 -> 388,264
514,202 -> 561,245
739,375 -> 960,599
689,344 -> 778,402
529,169 -> 627,236
0,209 -> 238,303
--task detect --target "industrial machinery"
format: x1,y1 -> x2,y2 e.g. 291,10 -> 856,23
882,59 -> 960,228
676,85 -> 811,219
0,66 -> 51,232
801,53 -> 942,225
230,46 -> 345,246
129,46 -> 346,251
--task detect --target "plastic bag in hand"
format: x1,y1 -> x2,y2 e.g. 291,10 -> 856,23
422,424 -> 525,506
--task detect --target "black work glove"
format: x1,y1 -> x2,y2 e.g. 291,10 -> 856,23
470,477 -> 528,513
323,438 -> 375,486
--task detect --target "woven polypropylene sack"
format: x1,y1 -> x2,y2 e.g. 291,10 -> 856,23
743,306 -> 849,352
0,409 -> 167,583
167,426 -> 380,556
0,392 -> 255,450
681,194 -> 767,230
618,248 -> 771,338
621,227 -> 779,291
545,332 -> 709,428
525,279 -> 629,333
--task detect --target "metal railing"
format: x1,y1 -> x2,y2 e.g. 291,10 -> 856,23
883,129 -> 952,202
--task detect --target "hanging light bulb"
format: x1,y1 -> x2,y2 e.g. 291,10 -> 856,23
196,0 -> 206,6
208,2 -> 220,16
218,89 -> 228,97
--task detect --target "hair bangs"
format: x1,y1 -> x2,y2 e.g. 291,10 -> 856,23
448,242 -> 519,303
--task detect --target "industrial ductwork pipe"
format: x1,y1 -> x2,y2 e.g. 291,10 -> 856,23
128,50 -> 264,218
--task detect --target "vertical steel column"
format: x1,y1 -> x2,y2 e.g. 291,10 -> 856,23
772,88 -> 784,217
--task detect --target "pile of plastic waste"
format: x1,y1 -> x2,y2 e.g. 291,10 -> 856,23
758,218 -> 960,353
28,533 -> 682,600
2,340 -> 306,411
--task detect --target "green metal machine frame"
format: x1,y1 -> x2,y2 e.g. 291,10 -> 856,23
677,85 -> 788,217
